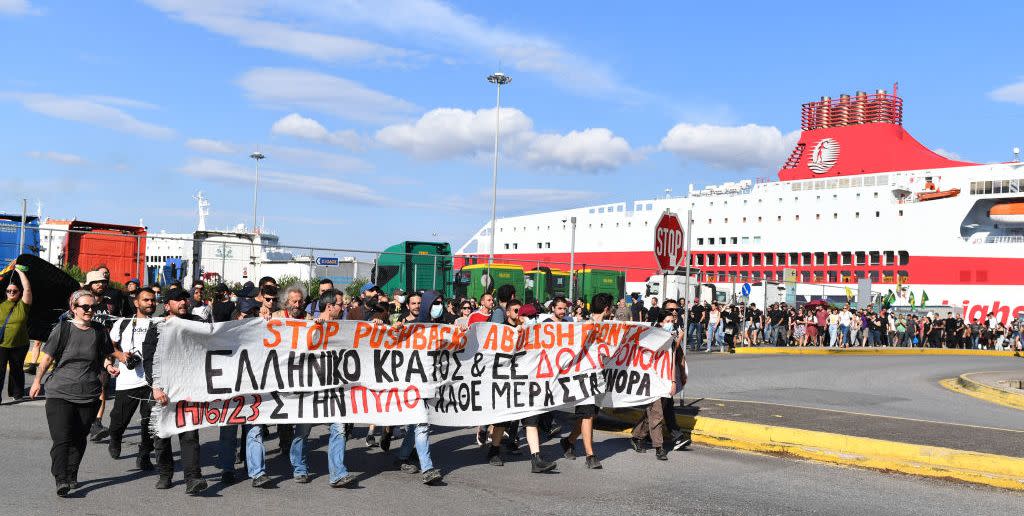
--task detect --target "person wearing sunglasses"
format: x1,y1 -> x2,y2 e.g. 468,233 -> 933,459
1,264 -> 32,404
454,302 -> 473,330
30,289 -> 116,497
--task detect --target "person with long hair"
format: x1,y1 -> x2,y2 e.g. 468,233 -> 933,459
29,290 -> 116,497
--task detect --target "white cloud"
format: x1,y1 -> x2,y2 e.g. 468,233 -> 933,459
989,79 -> 1024,104
180,158 -> 385,204
934,148 -> 962,161
186,138 -> 236,154
376,107 -> 635,172
238,68 -> 417,124
26,150 -> 86,165
1,92 -> 175,139
0,0 -> 40,15
270,113 -> 364,151
289,1 -> 626,96
659,123 -> 800,170
143,0 -> 407,63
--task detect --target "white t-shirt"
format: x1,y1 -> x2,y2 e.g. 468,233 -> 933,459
110,317 -> 154,390
839,310 -> 853,326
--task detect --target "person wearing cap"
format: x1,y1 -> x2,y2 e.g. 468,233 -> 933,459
1,263 -> 32,404
210,283 -> 235,323
148,288 -> 208,494
125,279 -> 140,301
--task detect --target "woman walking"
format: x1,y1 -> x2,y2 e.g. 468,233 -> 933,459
29,290 -> 117,497
1,264 -> 32,403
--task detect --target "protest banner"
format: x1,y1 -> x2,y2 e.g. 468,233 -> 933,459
151,318 -> 674,437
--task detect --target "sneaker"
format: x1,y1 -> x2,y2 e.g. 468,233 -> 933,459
184,478 -> 208,495
89,421 -> 109,442
585,455 -> 602,469
108,442 -> 121,459
398,457 -> 420,474
136,455 -> 154,471
251,474 -> 271,488
530,453 -> 556,473
655,447 -> 669,461
421,468 -> 442,485
56,482 -> 71,498
672,436 -> 692,451
330,474 -> 357,488
560,438 -> 576,460
154,476 -> 172,490
220,471 -> 236,484
629,437 -> 646,453
548,421 -> 562,438
486,445 -> 504,466
294,474 -> 311,484
365,434 -> 378,448
475,427 -> 488,446
379,431 -> 392,453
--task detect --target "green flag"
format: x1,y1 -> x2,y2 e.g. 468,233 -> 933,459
919,290 -> 929,307
883,289 -> 895,307
908,291 -> 916,307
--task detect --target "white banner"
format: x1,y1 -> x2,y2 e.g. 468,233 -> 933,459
152,318 -> 674,437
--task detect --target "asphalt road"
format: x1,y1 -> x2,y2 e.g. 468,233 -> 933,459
682,353 -> 1024,430
1,400 -> 1022,515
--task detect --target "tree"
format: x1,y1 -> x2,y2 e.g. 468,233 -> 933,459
345,277 -> 370,300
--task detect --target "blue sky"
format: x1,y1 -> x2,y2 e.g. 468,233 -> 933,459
3,0 -> 1024,252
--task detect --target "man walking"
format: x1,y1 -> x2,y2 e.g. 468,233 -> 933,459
107,288 -> 158,471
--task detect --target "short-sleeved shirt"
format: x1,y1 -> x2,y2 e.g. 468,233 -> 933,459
467,310 -> 490,326
42,322 -> 113,403
0,300 -> 29,348
110,318 -> 154,390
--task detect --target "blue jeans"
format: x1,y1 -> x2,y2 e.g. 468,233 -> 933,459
867,330 -> 881,346
705,323 -> 719,350
840,324 -> 850,344
828,324 -> 839,347
291,423 -> 348,480
687,323 -> 703,349
397,423 -> 433,471
218,425 -> 266,478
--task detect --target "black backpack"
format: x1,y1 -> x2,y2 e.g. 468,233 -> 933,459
46,320 -> 107,382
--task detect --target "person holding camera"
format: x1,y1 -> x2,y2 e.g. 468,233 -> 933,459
106,287 -> 158,470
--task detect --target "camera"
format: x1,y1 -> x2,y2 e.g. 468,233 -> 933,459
124,351 -> 142,370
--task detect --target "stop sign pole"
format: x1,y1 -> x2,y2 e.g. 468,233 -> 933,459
652,209 -> 693,347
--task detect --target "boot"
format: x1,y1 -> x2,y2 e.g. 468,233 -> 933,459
486,445 -> 504,466
530,453 -> 556,473
655,446 -> 668,461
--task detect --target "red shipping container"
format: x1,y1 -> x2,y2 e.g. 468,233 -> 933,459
60,220 -> 147,284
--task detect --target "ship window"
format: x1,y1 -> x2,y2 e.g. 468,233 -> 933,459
589,208 -> 595,214
777,253 -> 786,265
873,192 -> 879,198
814,271 -> 824,283
828,252 -> 838,265
758,216 -> 763,222
827,271 -> 838,282
764,271 -> 774,281
868,271 -> 879,282
801,271 -> 811,282
646,204 -> 653,210
833,213 -> 838,219
984,181 -> 992,193
828,179 -> 838,188
718,272 -> 727,282
869,251 -> 880,265
742,236 -> 750,244
789,252 -> 798,264
875,211 -> 880,217
795,214 -> 800,221
839,178 -> 850,188
898,251 -> 909,265
537,243 -> 543,249
816,195 -> 821,201
752,271 -> 761,280
617,206 -> 624,212
777,216 -> 782,221
743,200 -> 748,205
899,209 -> 903,216
504,244 -> 509,250
884,251 -> 895,265
855,270 -> 865,279
851,178 -> 862,187
696,255 -> 705,266
882,271 -> 894,283
970,182 -> 977,195
855,251 -> 866,265
898,271 -> 909,284
765,254 -> 774,265
724,218 -> 729,223
719,237 -> 726,245
816,214 -> 821,220
697,238 -> 704,245
545,242 -> 551,248
877,175 -> 888,185
708,255 -> 717,266
864,176 -> 876,187
741,254 -> 750,266
708,219 -> 713,224
513,243 -> 518,250
814,252 -> 825,265
742,217 -> 747,223
740,271 -> 749,281
855,212 -> 860,218
856,193 -> 862,199
801,252 -> 812,265
598,207 -> 604,213
753,254 -> 762,266
729,254 -> 738,266
731,237 -> 738,244
833,194 -> 838,199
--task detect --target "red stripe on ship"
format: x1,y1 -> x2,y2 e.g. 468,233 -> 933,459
455,251 -> 1024,286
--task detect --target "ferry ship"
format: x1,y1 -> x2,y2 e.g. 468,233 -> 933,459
456,88 -> 1024,323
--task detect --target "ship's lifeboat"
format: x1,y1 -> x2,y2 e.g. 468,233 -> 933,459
989,201 -> 1024,224
916,188 -> 960,202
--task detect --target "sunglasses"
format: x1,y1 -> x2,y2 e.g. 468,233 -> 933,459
75,303 -> 98,312
6,289 -> 19,294
461,306 -> 472,310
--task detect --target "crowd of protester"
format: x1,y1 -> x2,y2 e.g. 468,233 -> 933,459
13,270 -> 692,498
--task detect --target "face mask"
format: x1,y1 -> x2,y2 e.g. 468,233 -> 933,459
430,304 -> 443,319
396,296 -> 406,304
663,323 -> 675,332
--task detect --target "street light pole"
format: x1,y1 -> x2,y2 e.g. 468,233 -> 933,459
569,216 -> 577,302
250,150 -> 265,235
486,71 -> 511,282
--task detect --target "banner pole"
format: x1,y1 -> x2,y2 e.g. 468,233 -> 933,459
682,209 -> 693,349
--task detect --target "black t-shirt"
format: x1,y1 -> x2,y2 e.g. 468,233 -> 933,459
647,306 -> 662,324
768,309 -> 783,325
212,300 -> 236,323
690,305 -> 705,323
745,308 -> 761,322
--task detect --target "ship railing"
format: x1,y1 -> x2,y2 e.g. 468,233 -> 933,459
963,235 -> 1024,244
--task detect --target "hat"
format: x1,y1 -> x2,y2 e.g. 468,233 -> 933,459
519,304 -> 539,318
127,278 -> 140,286
85,271 -> 107,285
237,297 -> 260,314
360,282 -> 376,294
163,289 -> 190,303
235,281 -> 258,297
393,288 -> 405,295
215,282 -> 229,293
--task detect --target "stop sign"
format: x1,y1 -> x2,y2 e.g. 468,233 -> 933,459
653,211 -> 685,272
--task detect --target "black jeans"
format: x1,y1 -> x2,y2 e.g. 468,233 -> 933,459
45,397 -> 100,484
0,345 -> 28,400
154,430 -> 202,480
108,386 -> 154,456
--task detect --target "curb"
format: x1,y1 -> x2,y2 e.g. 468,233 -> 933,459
733,347 -> 1022,357
940,373 -> 1024,411
608,408 -> 1024,491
